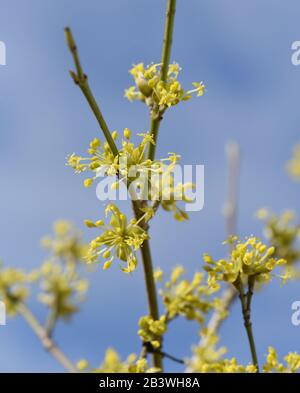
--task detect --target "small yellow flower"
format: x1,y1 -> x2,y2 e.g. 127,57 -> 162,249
84,178 -> 93,188
76,359 -> 89,371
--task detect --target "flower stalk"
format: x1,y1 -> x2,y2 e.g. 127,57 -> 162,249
234,276 -> 259,372
148,0 -> 177,161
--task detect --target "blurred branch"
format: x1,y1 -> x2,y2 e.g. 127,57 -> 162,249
45,308 -> 58,337
18,304 -> 77,373
200,142 -> 241,348
223,141 -> 240,238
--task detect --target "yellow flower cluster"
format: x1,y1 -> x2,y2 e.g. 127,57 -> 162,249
156,266 -> 218,324
0,267 -> 29,314
94,348 -> 135,373
138,315 -> 167,349
287,144 -> 300,180
263,347 -> 300,373
41,220 -> 88,266
151,154 -> 195,221
191,337 -> 300,373
190,332 -> 256,373
68,131 -> 194,222
37,260 -> 88,320
84,203 -> 148,273
77,348 -> 158,373
67,131 -> 155,188
257,209 -> 300,267
204,236 -> 287,290
125,62 -> 205,114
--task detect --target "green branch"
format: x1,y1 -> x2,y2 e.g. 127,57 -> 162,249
64,27 -> 119,157
234,276 -> 259,372
148,0 -> 177,161
18,304 -> 77,373
65,27 -> 162,370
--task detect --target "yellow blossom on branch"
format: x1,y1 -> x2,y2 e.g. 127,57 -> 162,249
203,236 -> 287,290
84,203 -> 148,273
125,62 -> 205,112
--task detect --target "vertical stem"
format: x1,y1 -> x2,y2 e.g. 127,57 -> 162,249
235,277 -> 259,372
131,199 -> 162,369
139,238 -> 162,368
160,0 -> 177,81
196,142 -> 240,354
148,0 -> 177,161
224,141 -> 240,238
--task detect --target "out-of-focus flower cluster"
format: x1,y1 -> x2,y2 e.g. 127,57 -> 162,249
203,236 -> 288,290
0,267 -> 29,314
189,332 -> 256,373
124,63 -> 205,116
0,220 -> 88,327
287,144 -> 300,180
41,220 -> 88,266
189,333 -> 300,373
257,209 -> 300,278
36,220 -> 88,322
36,260 -> 88,321
137,266 -> 223,354
76,348 -> 158,373
263,347 -> 300,373
84,203 -> 148,273
155,266 -> 220,324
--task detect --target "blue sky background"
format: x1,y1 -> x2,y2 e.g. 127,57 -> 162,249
0,0 -> 300,372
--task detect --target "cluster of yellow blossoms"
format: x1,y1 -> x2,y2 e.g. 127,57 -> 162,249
36,220 -> 88,322
263,347 -> 300,373
257,209 -> 300,268
138,315 -> 167,350
204,236 -> 288,290
124,62 -> 205,115
155,266 -> 220,324
84,204 -> 148,272
77,348 -> 158,373
67,131 -> 154,187
137,266 -> 224,355
0,220 -> 88,328
41,220 -> 88,266
190,332 -> 300,373
67,130 -> 194,222
190,331 -> 255,373
0,267 -> 29,314
37,260 -> 88,321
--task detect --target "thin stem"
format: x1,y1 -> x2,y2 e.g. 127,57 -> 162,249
65,28 -> 162,370
45,308 -> 58,337
196,142 -> 240,351
64,27 -> 118,157
224,141 -> 240,238
235,277 -> 259,372
143,342 -> 184,365
131,200 -> 162,369
199,286 -> 237,349
18,304 -> 77,373
160,350 -> 184,365
148,0 -> 177,161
